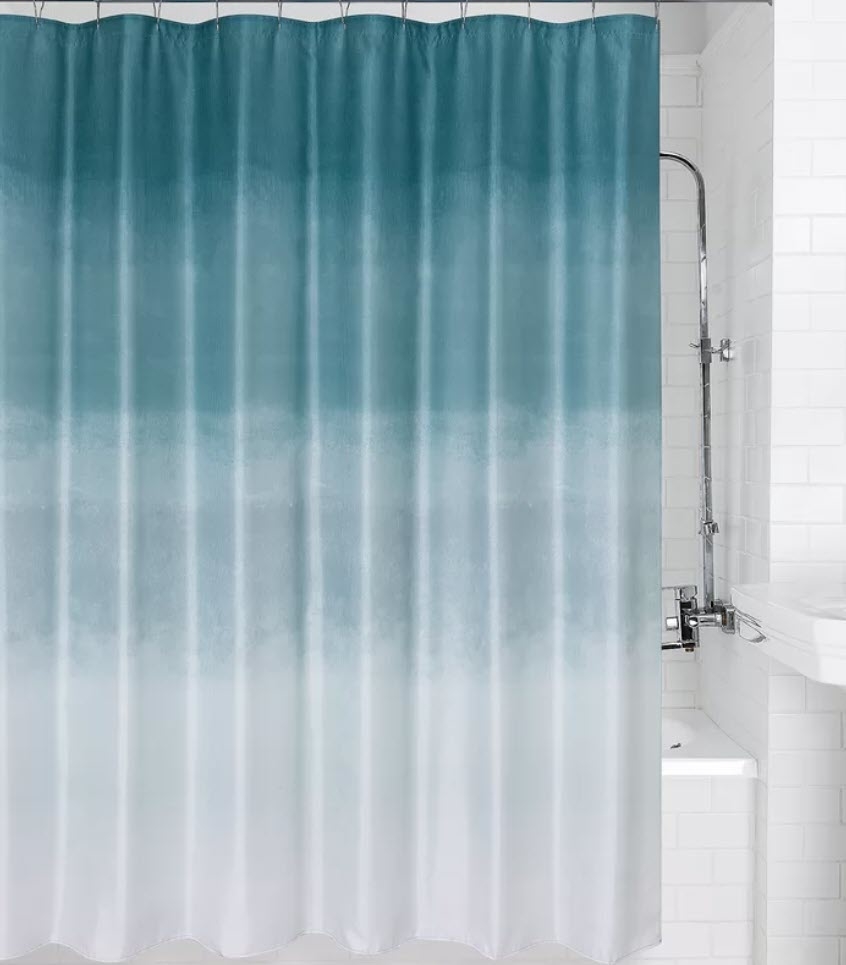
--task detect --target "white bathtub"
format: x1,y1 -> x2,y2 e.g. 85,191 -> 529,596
662,709 -> 757,777
657,711 -> 757,965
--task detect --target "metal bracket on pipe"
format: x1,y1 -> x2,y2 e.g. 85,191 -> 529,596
686,600 -> 735,634
690,336 -> 733,364
717,337 -> 734,362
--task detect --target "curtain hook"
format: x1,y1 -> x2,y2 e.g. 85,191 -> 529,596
401,0 -> 407,23
152,1 -> 162,25
277,0 -> 282,23
591,0 -> 596,23
96,0 -> 100,27
32,0 -> 45,24
338,0 -> 345,24
460,0 -> 467,26
215,0 -> 220,29
654,0 -> 660,26
527,0 -> 531,23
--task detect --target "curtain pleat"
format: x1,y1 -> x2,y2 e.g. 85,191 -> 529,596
0,14 -> 661,964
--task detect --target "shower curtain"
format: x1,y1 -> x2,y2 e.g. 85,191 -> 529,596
0,12 -> 660,965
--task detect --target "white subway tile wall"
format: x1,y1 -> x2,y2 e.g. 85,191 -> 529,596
701,6 -> 774,602
771,0 -> 846,585
698,12 -> 846,965
765,667 -> 846,963
698,6 -> 775,965
752,4 -> 846,958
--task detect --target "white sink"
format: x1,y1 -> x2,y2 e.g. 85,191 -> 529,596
731,583 -> 846,685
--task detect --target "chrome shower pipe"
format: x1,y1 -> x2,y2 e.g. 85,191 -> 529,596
660,151 -> 721,612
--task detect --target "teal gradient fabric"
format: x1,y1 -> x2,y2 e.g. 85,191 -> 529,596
0,13 -> 661,963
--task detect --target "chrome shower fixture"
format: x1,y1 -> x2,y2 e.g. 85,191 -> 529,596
660,152 -> 736,653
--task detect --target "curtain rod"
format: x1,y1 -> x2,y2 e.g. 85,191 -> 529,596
22,0 -> 774,4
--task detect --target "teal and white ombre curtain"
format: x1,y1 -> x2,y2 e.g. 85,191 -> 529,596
0,10 -> 660,964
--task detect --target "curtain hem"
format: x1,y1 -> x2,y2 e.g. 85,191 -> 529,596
4,931 -> 664,965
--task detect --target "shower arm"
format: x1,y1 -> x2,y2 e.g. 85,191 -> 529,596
660,152 -> 737,652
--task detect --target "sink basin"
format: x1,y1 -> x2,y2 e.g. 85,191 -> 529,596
731,583 -> 846,685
